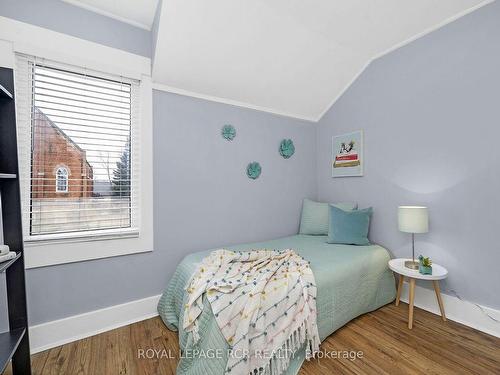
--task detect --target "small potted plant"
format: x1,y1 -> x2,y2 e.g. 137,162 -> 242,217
418,255 -> 432,275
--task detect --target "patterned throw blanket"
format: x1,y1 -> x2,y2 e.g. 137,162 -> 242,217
183,249 -> 320,375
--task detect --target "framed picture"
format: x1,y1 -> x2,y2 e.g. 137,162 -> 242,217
332,130 -> 363,177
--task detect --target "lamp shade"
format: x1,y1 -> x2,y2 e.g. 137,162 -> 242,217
398,206 -> 428,233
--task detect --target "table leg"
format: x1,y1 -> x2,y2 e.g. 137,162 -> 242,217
408,278 -> 415,329
396,275 -> 404,306
433,280 -> 446,321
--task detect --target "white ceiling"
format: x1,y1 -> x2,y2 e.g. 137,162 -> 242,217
152,0 -> 487,121
61,0 -> 159,30
63,0 -> 490,121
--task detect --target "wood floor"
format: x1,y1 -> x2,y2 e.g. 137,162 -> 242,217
4,303 -> 500,375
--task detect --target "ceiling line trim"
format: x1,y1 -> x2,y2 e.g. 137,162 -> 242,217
315,0 -> 496,122
372,0 -> 495,62
61,0 -> 152,30
152,82 -> 317,123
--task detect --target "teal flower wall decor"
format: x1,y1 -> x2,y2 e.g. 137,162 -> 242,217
221,124 -> 236,141
279,139 -> 295,159
246,162 -> 261,179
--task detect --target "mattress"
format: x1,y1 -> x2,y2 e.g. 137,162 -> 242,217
157,234 -> 396,375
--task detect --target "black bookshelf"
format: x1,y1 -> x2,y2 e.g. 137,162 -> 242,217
0,253 -> 21,274
0,84 -> 13,100
0,67 -> 32,374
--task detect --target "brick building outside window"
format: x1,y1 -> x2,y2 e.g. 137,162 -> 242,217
31,107 -> 94,199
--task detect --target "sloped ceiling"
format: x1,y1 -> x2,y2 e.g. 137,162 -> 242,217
61,0 -> 159,30
63,0 -> 491,121
152,0 -> 488,121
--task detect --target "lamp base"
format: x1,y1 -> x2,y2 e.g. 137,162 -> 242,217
404,260 -> 419,270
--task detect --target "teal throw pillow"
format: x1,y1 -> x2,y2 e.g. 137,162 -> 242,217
327,205 -> 372,245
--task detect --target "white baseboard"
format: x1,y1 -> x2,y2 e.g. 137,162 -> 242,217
400,284 -> 500,338
29,294 -> 162,354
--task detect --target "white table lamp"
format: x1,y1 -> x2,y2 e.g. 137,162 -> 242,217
398,206 -> 428,269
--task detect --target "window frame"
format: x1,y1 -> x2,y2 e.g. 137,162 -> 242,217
3,18 -> 153,268
28,62 -> 136,237
25,58 -> 138,239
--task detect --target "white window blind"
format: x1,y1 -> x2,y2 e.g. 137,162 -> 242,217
15,54 -> 140,239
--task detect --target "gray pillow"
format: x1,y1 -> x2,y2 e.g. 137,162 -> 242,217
299,199 -> 357,235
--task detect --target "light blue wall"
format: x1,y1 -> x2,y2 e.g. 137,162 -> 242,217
1,0 -> 498,331
0,0 -> 151,57
153,91 -> 317,258
316,1 -> 500,309
20,90 -> 317,325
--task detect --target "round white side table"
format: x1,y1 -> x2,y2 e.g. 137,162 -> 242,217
388,258 -> 448,329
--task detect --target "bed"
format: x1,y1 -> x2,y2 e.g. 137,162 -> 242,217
158,234 -> 396,375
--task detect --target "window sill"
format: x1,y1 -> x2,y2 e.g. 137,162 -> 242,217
23,227 -> 152,269
25,228 -> 140,246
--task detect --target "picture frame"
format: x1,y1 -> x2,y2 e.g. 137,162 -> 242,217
332,130 -> 364,177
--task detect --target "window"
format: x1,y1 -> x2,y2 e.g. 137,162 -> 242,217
7,26 -> 152,268
55,166 -> 68,193
16,55 -> 140,238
